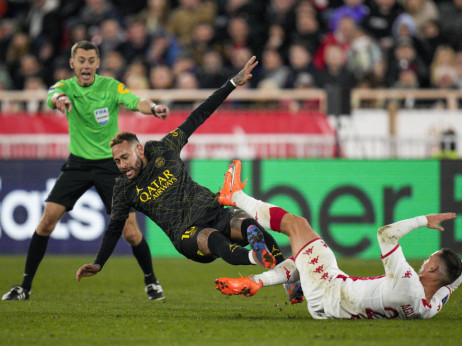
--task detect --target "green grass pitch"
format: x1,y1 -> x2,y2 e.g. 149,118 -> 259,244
1,256 -> 461,345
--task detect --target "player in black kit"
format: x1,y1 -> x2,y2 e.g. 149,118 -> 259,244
76,58 -> 301,301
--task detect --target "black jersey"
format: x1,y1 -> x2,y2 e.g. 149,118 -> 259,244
94,80 -> 236,267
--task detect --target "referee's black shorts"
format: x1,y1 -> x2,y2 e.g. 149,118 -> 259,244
46,154 -> 121,214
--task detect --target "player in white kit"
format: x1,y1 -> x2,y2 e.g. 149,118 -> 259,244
215,160 -> 462,320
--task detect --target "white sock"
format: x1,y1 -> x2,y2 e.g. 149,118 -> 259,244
251,258 -> 300,286
248,250 -> 256,265
232,190 -> 273,229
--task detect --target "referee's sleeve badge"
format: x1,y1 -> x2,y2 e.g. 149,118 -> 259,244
117,83 -> 130,94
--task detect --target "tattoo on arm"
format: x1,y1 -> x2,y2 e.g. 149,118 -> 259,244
232,71 -> 245,86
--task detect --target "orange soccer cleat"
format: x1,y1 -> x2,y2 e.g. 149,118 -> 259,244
215,276 -> 263,297
218,160 -> 247,206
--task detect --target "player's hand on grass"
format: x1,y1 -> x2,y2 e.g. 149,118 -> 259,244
426,213 -> 456,231
231,56 -> 258,86
76,263 -> 101,281
153,104 -> 169,120
56,94 -> 72,113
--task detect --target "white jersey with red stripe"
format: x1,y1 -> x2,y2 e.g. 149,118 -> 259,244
295,217 -> 460,319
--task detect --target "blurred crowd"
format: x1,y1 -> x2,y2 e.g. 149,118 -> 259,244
1,0 -> 462,97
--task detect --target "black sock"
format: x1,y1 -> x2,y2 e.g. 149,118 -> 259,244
132,237 -> 157,285
207,231 -> 251,265
240,218 -> 285,265
21,231 -> 50,291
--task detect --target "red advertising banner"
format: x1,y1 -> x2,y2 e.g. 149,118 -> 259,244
0,111 -> 335,159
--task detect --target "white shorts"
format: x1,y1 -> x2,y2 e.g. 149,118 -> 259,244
294,238 -> 346,319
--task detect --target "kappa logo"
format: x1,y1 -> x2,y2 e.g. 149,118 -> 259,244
117,83 -> 130,94
155,157 -> 165,168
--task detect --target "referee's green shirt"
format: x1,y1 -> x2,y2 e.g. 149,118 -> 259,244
47,74 -> 141,160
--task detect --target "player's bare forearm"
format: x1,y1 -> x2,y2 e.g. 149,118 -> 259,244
137,98 -> 170,119
76,263 -> 101,281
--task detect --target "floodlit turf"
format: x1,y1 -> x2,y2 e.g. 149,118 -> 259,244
1,256 -> 461,345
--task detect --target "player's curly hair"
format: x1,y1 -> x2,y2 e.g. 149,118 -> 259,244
71,40 -> 100,58
439,248 -> 462,285
110,131 -> 140,147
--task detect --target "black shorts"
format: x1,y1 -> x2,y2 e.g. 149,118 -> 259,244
46,154 -> 122,214
178,206 -> 244,263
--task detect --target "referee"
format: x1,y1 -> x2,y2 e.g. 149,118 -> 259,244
3,41 -> 169,301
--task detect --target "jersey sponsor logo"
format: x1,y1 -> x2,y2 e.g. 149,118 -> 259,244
402,269 -> 412,278
94,107 -> 109,125
441,295 -> 449,305
155,157 -> 165,168
117,83 -> 130,94
400,304 -> 417,318
138,170 -> 177,202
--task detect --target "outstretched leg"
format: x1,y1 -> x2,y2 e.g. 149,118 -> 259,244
2,202 -> 65,301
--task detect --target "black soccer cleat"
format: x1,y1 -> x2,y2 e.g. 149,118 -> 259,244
2,285 -> 30,301
145,281 -> 165,301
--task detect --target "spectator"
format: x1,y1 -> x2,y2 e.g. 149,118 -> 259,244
256,48 -> 291,89
118,18 -> 150,65
393,68 -> 419,88
18,0 -> 61,51
223,16 -> 260,63
71,0 -> 123,36
314,16 -> 357,69
228,46 -> 253,76
166,0 -> 216,47
146,31 -> 182,67
390,13 -> 427,65
5,32 -> 30,84
362,0 -> 404,50
420,20 -> 446,64
386,38 -> 428,87
23,75 -> 47,113
125,73 -> 150,90
94,18 -> 125,60
438,0 -> 462,50
123,59 -> 148,86
197,50 -> 229,88
284,42 -> 317,88
174,71 -> 200,108
429,45 -> 456,87
404,0 -> 439,39
433,65 -> 458,89
290,13 -> 322,56
347,28 -> 383,80
188,22 -> 221,65
101,50 -> 126,80
315,44 -> 356,89
171,53 -> 198,79
149,65 -> 174,89
11,54 -> 43,90
328,0 -> 369,32
266,0 -> 297,35
138,0 -> 170,35
265,24 -> 289,57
